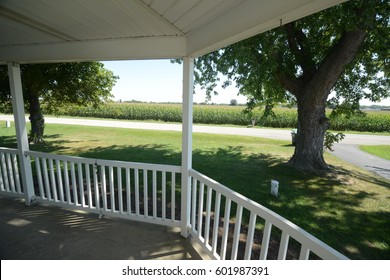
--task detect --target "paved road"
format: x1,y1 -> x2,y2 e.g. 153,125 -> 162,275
331,144 -> 390,180
2,115 -> 390,144
1,115 -> 389,179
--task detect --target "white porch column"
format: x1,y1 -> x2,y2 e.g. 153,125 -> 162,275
7,62 -> 35,205
181,57 -> 194,237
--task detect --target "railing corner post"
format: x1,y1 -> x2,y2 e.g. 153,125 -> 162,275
7,62 -> 35,206
180,57 -> 194,238
180,169 -> 191,238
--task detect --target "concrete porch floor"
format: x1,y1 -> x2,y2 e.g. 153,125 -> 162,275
0,195 -> 203,260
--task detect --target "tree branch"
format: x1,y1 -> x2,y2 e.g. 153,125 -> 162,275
270,42 -> 303,96
284,23 -> 316,78
284,23 -> 301,59
275,71 -> 302,96
310,29 -> 367,95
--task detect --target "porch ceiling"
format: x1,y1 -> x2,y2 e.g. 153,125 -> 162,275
0,0 -> 346,63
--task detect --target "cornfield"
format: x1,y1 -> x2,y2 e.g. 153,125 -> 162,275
43,102 -> 390,132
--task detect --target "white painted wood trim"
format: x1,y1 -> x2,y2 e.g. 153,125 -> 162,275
1,36 -> 187,63
180,56 -> 194,237
7,63 -> 35,205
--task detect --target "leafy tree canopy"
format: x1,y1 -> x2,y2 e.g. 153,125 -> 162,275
1,62 -> 117,109
184,0 -> 389,170
194,0 -> 389,113
0,62 -> 118,141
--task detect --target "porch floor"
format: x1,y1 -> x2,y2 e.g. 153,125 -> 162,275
0,195 -> 203,260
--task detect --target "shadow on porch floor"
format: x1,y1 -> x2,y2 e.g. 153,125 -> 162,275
0,195 -> 203,260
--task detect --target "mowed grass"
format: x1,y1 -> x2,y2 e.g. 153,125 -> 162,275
1,123 -> 389,260
360,145 -> 390,161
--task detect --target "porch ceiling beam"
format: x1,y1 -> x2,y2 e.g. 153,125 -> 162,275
0,36 -> 187,64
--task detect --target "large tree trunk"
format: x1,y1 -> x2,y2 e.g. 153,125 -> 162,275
279,24 -> 368,171
288,93 -> 329,170
27,90 -> 45,143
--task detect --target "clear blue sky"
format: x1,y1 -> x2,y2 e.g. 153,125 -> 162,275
102,60 -> 247,104
102,60 -> 389,106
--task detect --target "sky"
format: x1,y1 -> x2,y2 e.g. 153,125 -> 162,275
102,60 -> 389,106
102,60 -> 247,104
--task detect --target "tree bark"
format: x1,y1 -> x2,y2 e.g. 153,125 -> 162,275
288,92 -> 329,170
27,89 -> 45,143
281,28 -> 367,171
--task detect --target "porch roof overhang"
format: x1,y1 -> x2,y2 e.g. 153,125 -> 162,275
1,1 -> 351,260
0,0 -> 346,64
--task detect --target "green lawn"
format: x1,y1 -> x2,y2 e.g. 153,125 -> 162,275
1,124 -> 389,259
360,145 -> 390,160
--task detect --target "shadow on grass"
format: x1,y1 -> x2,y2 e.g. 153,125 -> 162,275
30,134 -> 74,153
0,134 -> 70,153
4,138 -> 389,260
263,162 -> 389,259
75,144 -> 182,166
0,135 -> 18,149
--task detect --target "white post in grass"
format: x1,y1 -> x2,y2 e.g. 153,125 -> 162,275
7,62 -> 35,205
181,57 -> 194,237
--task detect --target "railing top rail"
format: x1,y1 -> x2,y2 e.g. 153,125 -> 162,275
0,147 -> 20,155
189,168 -> 348,260
26,150 -> 95,164
2,146 -> 346,259
25,150 -> 181,173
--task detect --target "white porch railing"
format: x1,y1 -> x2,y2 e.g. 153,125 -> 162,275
0,148 -> 23,197
26,151 -> 182,228
0,147 -> 348,260
188,169 -> 348,260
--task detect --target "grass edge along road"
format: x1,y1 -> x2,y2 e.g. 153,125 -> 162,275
0,123 -> 389,260
360,145 -> 390,161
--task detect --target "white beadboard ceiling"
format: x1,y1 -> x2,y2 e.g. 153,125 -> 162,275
0,0 -> 346,63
